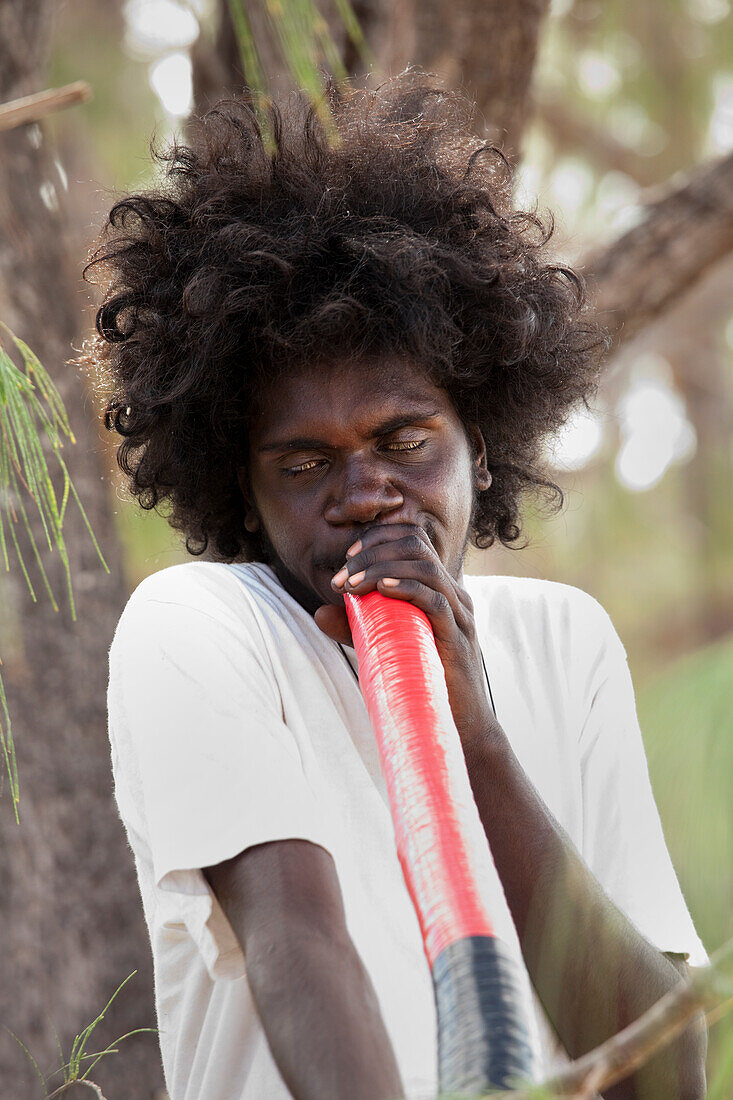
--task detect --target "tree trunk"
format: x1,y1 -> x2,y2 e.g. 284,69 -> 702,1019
381,0 -> 551,160
194,0 -> 549,161
0,2 -> 164,1096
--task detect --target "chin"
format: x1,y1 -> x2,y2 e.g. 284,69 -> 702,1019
314,574 -> 344,607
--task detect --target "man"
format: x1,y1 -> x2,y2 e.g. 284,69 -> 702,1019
95,73 -> 708,1099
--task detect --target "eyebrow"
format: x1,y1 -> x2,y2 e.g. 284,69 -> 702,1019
257,407 -> 443,453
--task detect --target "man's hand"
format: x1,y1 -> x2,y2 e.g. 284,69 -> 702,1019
317,524 -> 708,1098
314,522 -> 496,748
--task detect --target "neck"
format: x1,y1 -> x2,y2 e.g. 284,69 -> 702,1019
272,558 -> 324,616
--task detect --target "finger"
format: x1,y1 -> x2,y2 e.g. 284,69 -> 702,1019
336,548 -> 472,627
455,583 -> 474,612
339,530 -> 435,585
345,523 -> 434,561
337,558 -> 471,632
340,555 -> 443,593
367,575 -> 457,639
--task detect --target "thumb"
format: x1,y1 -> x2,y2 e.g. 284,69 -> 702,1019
314,603 -> 353,647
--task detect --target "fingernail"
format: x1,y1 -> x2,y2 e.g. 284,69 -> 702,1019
348,570 -> 365,586
346,540 -> 362,557
381,577 -> 400,586
332,567 -> 348,588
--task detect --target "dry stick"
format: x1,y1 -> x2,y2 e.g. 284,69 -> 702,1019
585,150 -> 733,352
0,82 -> 92,133
503,936 -> 733,1099
47,1079 -> 107,1099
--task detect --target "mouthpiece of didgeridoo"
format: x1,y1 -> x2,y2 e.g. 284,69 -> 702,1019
344,590 -> 534,1095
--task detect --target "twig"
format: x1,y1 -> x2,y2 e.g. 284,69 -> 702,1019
47,1079 -> 107,1099
503,936 -> 733,1099
0,82 -> 92,133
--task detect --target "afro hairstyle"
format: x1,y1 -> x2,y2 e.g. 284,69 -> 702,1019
81,69 -> 607,562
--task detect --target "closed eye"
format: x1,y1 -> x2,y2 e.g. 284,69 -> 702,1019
282,439 -> 427,477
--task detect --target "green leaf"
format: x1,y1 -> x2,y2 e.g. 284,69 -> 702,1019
69,971 -> 139,1075
226,0 -> 275,152
16,972 -> 157,1096
78,1028 -> 159,1080
331,0 -> 373,63
0,669 -> 19,823
4,1028 -> 49,1098
0,322 -> 110,813
229,0 -> 345,148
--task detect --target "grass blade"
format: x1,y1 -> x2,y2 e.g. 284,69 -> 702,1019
1,322 -> 73,440
70,972 -> 139,1074
47,1018 -> 68,1084
0,669 -> 19,822
331,0 -> 373,63
4,1028 -> 49,1097
78,1028 -> 158,1080
226,0 -> 275,153
0,323 -> 110,810
56,454 -> 110,575
262,0 -> 339,140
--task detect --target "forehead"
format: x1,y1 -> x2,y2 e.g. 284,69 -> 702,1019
250,356 -> 459,439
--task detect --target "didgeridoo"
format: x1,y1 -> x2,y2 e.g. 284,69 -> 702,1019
344,589 -> 533,1095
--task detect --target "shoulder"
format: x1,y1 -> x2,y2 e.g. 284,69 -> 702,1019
463,573 -> 626,669
112,561 -> 277,653
122,560 -> 276,613
464,572 -> 616,632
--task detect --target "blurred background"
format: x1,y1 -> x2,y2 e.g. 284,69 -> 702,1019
0,0 -> 731,1096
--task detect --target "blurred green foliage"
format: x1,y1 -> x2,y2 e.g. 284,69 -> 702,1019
638,633 -> 733,1091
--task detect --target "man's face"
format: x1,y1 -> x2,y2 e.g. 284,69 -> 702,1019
241,355 -> 488,615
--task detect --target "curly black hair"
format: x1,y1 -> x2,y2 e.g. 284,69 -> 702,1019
81,69 -> 606,562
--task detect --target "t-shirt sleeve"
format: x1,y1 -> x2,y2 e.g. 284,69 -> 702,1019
108,584 -> 334,981
576,598 -> 709,968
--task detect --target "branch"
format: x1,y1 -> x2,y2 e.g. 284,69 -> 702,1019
0,82 -> 92,133
583,151 -> 733,352
533,89 -> 661,187
504,936 -> 733,1099
47,1080 -> 107,1099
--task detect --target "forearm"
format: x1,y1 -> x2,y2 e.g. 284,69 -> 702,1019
245,921 -> 404,1100
463,725 -> 707,1099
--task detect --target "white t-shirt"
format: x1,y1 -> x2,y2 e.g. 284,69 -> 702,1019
107,560 -> 708,1100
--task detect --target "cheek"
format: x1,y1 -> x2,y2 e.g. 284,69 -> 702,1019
445,463 -> 478,545
251,476 -> 314,552
258,491 -> 298,538
442,442 -> 475,506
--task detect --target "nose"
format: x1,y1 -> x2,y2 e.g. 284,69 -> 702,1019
323,454 -> 405,526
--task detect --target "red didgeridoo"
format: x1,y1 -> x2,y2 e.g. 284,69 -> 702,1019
344,589 -> 534,1095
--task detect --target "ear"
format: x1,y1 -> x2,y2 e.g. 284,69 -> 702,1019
467,424 -> 492,491
237,467 -> 261,532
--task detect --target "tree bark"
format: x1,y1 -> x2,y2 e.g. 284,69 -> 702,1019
584,151 -> 733,352
0,2 -> 163,1096
371,0 -> 551,161
190,0 -> 246,115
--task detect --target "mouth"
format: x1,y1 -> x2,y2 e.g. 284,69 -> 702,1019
315,519 -> 438,580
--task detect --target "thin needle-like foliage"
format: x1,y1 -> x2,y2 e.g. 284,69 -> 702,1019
0,321 -> 110,820
227,0 -> 373,150
5,971 -> 157,1098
